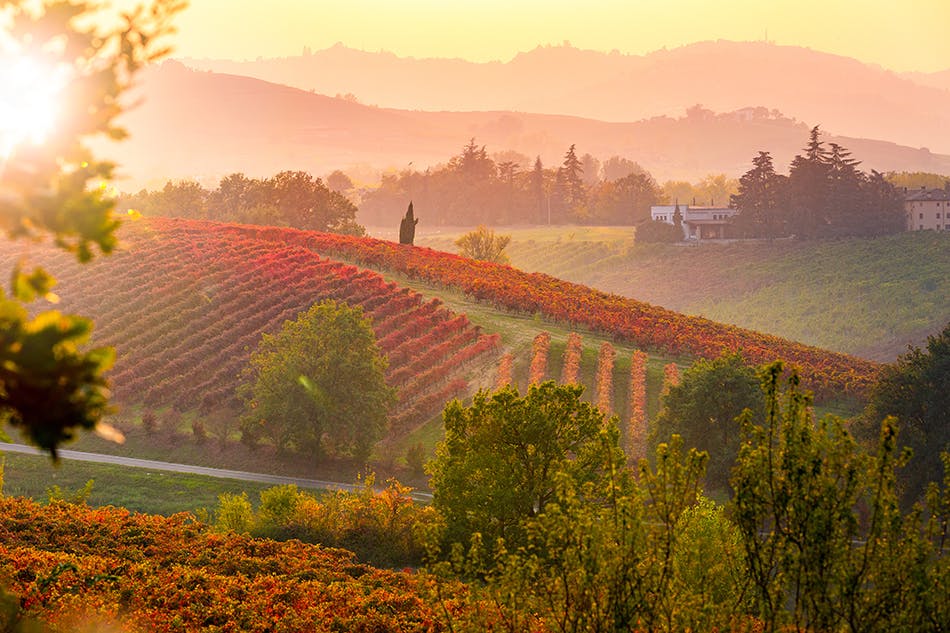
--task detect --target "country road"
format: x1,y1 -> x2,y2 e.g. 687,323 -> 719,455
0,443 -> 433,502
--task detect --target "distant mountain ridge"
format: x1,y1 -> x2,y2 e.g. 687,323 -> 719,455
180,40 -> 950,155
106,60 -> 950,190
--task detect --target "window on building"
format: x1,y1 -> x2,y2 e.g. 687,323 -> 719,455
920,213 -> 924,219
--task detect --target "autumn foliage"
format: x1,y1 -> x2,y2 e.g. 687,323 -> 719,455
0,496 -> 461,632
528,332 -> 551,385
560,332 -> 583,384
596,342 -> 616,414
628,350 -> 648,460
662,362 -> 681,396
495,353 -> 514,389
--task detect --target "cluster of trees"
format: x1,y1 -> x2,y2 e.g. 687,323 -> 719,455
424,364 -> 949,631
731,127 -> 906,238
359,140 -> 665,227
651,326 -> 949,506
119,171 -> 365,235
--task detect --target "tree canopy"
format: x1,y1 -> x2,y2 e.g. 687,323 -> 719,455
359,140 -> 663,227
652,352 -> 763,490
428,382 -> 624,553
120,170 -> 365,235
860,322 -> 950,502
732,127 -> 905,239
239,300 -> 395,461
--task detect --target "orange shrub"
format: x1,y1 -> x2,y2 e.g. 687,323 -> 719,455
628,350 -> 648,460
529,332 -> 551,385
496,353 -> 514,390
596,342 -> 616,414
560,332 -> 583,384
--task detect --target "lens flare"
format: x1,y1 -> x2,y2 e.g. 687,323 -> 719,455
0,55 -> 68,158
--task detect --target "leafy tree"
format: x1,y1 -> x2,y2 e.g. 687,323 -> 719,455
653,352 -> 763,490
122,170 -> 366,234
860,169 -> 906,236
602,155 -> 648,182
454,225 -> 511,264
731,363 -> 936,632
860,322 -> 950,502
325,169 -> 354,193
588,170 -> 662,224
695,173 -> 739,207
428,382 -> 624,553
0,0 -> 180,457
239,300 -> 395,461
431,436 -> 726,632
579,152 -> 601,186
886,171 -> 950,190
636,219 -> 682,243
267,170 -> 364,235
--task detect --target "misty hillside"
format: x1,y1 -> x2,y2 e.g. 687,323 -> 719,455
107,61 -> 950,190
180,40 -> 950,155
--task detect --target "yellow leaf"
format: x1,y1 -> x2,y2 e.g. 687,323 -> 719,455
94,422 -> 125,445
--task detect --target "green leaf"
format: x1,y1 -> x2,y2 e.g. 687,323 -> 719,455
11,265 -> 58,304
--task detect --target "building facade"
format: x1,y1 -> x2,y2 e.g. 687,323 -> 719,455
650,204 -> 739,240
904,185 -> 950,231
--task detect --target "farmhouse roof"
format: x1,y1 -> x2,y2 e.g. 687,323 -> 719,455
904,186 -> 950,202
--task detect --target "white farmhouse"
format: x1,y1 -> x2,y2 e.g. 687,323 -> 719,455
904,185 -> 950,231
650,203 -> 739,240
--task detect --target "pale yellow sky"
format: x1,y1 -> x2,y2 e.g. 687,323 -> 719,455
160,0 -> 950,73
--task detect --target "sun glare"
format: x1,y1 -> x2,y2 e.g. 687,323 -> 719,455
0,54 -> 68,159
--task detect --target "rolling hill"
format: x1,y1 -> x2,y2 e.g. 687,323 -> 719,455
103,60 -> 950,190
180,40 -> 950,155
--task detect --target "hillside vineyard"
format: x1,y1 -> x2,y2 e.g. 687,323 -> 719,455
214,219 -> 879,398
0,218 -> 499,433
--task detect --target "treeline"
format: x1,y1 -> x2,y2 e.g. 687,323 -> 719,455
731,127 -> 906,238
359,139 -> 667,226
119,171 -> 365,235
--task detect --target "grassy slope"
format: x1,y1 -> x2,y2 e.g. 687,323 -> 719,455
416,228 -> 949,361
0,452 -> 277,516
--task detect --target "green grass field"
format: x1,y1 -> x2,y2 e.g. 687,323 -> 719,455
0,451 -> 278,516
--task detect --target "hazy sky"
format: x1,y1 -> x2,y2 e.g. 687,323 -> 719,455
164,0 -> 950,73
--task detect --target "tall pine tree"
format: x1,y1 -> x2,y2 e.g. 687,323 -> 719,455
787,126 -> 831,238
731,151 -> 786,238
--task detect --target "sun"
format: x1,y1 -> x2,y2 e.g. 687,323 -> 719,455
0,54 -> 68,159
